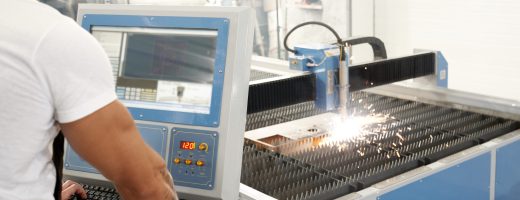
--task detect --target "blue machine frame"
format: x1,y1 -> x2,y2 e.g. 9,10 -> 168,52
380,153 -> 491,200
495,139 -> 520,200
289,46 -> 449,112
436,51 -> 448,88
81,14 -> 230,127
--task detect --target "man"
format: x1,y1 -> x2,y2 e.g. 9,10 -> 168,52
0,0 -> 178,199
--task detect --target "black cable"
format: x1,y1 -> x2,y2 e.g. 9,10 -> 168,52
283,21 -> 347,61
342,36 -> 387,60
283,21 -> 343,54
283,21 -> 387,61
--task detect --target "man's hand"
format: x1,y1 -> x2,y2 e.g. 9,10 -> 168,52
61,100 -> 177,200
61,180 -> 87,200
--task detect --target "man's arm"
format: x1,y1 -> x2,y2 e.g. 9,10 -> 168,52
61,100 -> 177,200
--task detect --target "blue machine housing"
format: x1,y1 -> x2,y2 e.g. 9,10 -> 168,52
66,13 -> 229,191
289,44 -> 345,111
70,5 -> 255,199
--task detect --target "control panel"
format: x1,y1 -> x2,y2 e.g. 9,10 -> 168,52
169,128 -> 218,190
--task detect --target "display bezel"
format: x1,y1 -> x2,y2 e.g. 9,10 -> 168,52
82,14 -> 229,127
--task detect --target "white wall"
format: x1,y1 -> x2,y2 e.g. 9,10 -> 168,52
128,0 -> 206,5
350,0 -> 375,63
367,0 -> 520,101
264,0 -> 349,58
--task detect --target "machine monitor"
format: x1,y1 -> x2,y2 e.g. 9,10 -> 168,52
65,4 -> 254,200
94,26 -> 217,115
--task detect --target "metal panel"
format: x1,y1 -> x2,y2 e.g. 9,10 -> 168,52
64,124 -> 168,174
81,14 -> 229,127
495,139 -> 520,200
379,152 -> 491,200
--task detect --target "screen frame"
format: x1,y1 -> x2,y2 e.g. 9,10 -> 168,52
82,14 -> 229,127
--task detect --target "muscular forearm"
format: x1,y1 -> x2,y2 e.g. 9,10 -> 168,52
114,169 -> 176,200
112,146 -> 177,200
61,101 -> 178,200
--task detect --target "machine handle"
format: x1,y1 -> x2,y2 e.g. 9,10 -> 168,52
342,36 -> 387,60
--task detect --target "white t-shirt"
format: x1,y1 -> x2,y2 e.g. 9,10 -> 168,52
0,0 -> 117,199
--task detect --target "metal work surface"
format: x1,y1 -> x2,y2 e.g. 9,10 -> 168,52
242,91 -> 520,200
246,101 -> 324,131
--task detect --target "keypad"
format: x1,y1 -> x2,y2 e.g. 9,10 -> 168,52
116,86 -> 157,102
71,184 -> 120,200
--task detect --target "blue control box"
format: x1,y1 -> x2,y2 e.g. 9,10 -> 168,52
289,44 -> 342,111
169,128 -> 218,190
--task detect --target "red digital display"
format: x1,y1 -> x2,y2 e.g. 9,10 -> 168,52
180,141 -> 196,150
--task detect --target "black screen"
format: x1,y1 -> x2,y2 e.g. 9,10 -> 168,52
123,31 -> 217,84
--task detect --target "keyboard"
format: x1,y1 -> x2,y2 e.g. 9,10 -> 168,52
71,184 -> 120,200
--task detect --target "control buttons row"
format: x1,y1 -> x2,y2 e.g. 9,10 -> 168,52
173,158 -> 205,166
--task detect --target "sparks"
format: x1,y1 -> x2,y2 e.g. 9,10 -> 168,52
357,150 -> 365,156
396,133 -> 404,141
320,114 -> 388,145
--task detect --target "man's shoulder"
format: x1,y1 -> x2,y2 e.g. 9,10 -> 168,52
1,0 -> 71,40
6,0 -> 65,19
